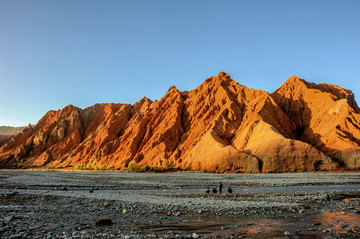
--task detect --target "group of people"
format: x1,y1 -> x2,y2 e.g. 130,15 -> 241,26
63,183 -> 232,195
62,186 -> 95,193
206,182 -> 232,194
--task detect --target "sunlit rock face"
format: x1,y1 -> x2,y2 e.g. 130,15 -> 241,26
1,72 -> 359,172
272,76 -> 360,169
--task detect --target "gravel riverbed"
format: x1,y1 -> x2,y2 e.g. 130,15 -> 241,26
1,170 -> 360,238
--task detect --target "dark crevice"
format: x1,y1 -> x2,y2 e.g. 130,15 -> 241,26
336,125 -> 360,146
314,160 -> 324,171
346,117 -> 360,131
295,125 -> 305,141
258,159 -> 263,172
171,98 -> 187,156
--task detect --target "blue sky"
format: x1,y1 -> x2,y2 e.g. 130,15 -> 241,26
1,0 -> 359,126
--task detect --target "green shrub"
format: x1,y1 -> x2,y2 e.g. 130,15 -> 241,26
12,163 -> 23,169
162,159 -> 174,171
73,164 -> 114,171
143,164 -> 151,171
128,161 -> 141,171
73,164 -> 83,170
98,165 -> 110,171
85,164 -> 93,170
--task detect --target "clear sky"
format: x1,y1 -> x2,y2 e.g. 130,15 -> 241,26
1,0 -> 359,126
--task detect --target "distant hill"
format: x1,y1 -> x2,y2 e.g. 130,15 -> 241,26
0,126 -> 26,147
0,126 -> 26,136
0,135 -> 12,147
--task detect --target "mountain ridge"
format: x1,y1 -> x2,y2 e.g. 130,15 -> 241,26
1,72 -> 359,172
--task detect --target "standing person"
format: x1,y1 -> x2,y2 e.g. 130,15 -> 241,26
218,182 -> 223,194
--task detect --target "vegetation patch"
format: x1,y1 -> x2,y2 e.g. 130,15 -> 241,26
127,161 -> 142,171
124,160 -> 180,172
71,160 -> 180,172
72,164 -> 115,171
12,163 -> 23,169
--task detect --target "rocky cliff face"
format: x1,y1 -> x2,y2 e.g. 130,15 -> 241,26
0,72 -> 359,172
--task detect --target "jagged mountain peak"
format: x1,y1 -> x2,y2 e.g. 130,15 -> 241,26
188,72 -> 243,102
277,76 -> 351,98
204,71 -> 233,86
274,76 -> 359,113
165,85 -> 181,96
285,75 -> 304,83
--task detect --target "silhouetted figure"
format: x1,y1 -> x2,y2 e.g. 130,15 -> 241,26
218,182 -> 223,194
212,188 -> 217,193
62,186 -> 67,191
90,188 -> 94,193
227,187 -> 233,194
206,189 -> 210,193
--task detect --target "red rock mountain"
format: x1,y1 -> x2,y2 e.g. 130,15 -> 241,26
0,72 -> 359,172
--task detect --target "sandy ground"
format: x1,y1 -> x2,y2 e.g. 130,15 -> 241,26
0,170 -> 360,238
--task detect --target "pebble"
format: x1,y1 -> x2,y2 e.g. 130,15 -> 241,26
4,216 -> 14,223
192,233 -> 200,238
284,231 -> 291,236
122,208 -> 128,214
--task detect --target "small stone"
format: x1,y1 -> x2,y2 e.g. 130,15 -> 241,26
103,203 -> 109,207
9,234 -> 23,239
284,231 -> 291,236
192,233 -> 199,238
175,212 -> 181,217
299,209 -> 304,214
122,208 -> 128,214
4,216 -> 14,223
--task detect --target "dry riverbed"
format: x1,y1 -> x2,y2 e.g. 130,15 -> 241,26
0,170 -> 360,238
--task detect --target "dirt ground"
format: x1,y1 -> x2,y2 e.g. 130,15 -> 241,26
1,170 -> 360,238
